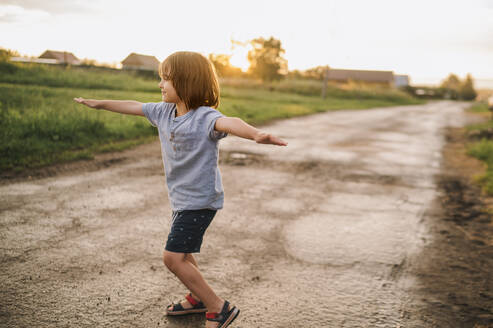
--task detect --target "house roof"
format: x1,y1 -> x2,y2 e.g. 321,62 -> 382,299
39,50 -> 80,64
328,69 -> 394,83
121,53 -> 160,70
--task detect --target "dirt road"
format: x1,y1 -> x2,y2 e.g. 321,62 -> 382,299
1,101 -> 492,327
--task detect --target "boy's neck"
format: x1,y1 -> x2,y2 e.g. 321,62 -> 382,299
175,102 -> 189,117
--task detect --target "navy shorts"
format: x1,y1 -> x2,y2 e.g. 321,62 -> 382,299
165,209 -> 216,253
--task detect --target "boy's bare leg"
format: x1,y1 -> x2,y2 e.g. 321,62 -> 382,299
185,253 -> 201,300
186,253 -> 198,266
167,253 -> 201,311
164,251 -> 226,315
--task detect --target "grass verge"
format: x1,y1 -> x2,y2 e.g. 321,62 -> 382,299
466,101 -> 493,194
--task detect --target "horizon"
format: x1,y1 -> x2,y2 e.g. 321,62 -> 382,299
7,47 -> 493,89
1,0 -> 492,88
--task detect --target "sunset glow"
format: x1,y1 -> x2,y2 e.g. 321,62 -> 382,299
229,46 -> 250,72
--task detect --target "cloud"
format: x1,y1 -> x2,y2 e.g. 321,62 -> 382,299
0,4 -> 50,23
0,0 -> 96,14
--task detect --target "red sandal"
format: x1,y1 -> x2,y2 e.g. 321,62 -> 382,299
205,300 -> 240,328
166,293 -> 207,316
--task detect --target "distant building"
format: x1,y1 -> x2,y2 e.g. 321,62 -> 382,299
39,50 -> 81,65
327,68 -> 394,86
394,74 -> 410,87
121,53 -> 160,71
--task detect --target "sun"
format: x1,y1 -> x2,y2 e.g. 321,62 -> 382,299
229,47 -> 250,72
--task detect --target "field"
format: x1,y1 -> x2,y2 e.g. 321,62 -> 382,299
0,61 -> 423,171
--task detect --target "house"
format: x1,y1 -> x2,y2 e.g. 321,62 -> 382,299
327,68 -> 394,86
121,53 -> 160,71
394,74 -> 410,87
39,50 -> 81,65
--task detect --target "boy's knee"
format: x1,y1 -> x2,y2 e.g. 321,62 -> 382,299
163,251 -> 184,272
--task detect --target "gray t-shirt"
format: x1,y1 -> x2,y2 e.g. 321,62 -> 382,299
142,102 -> 227,211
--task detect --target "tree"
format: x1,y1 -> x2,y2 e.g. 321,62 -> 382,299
440,73 -> 477,100
247,37 -> 287,82
303,66 -> 329,80
440,73 -> 461,99
208,53 -> 243,78
287,69 -> 303,79
0,48 -> 19,62
459,73 -> 477,101
0,48 -> 19,74
441,73 -> 461,89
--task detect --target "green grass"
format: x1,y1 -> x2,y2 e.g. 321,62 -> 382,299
467,139 -> 493,194
221,77 -> 420,102
0,83 -> 160,170
467,101 -> 489,114
466,121 -> 492,134
0,62 -> 424,172
0,61 -> 159,92
466,102 -> 493,134
465,101 -> 493,194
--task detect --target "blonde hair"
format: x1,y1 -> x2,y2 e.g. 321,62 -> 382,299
159,51 -> 220,110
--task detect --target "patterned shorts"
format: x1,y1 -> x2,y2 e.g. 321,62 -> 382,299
165,209 -> 216,253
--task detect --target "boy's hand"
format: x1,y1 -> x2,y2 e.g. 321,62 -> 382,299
73,97 -> 100,109
254,132 -> 288,146
73,98 -> 144,116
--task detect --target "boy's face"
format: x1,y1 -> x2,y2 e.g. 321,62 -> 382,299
158,77 -> 180,103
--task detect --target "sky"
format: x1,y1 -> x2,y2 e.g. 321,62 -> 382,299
1,0 -> 492,87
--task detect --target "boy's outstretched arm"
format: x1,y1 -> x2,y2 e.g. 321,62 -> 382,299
214,117 -> 287,146
73,98 -> 144,116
